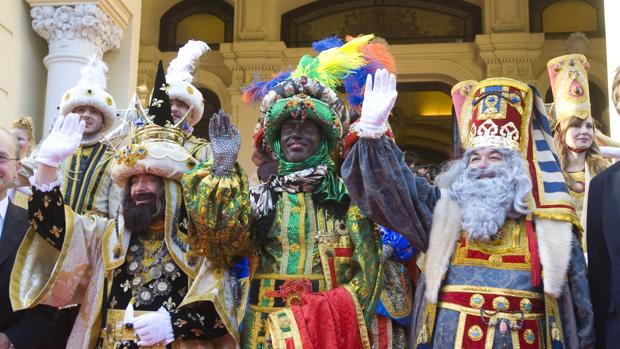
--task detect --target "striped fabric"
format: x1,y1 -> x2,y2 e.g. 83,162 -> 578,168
527,85 -> 579,225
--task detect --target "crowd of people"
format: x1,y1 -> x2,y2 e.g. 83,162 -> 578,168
1,35 -> 619,349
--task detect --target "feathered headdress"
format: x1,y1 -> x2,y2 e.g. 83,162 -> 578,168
242,34 -> 377,153
166,40 -> 211,126
59,55 -> 117,134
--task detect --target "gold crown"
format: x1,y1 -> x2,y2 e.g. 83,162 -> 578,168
132,101 -> 193,146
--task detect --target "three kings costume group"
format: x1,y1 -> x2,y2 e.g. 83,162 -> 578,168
9,32 -> 594,349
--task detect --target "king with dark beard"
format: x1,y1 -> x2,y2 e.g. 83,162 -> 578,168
121,176 -> 165,236
342,71 -> 595,348
10,62 -> 250,349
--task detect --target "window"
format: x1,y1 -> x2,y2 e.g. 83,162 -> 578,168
281,0 -> 481,47
160,0 -> 233,51
530,0 -> 603,38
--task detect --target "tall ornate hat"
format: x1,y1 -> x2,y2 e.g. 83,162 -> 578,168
166,40 -> 210,127
457,77 -> 578,226
450,80 -> 478,125
110,61 -> 196,186
59,56 -> 117,134
243,34 -> 397,157
547,54 -> 591,129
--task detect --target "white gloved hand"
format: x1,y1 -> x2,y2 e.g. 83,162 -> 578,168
36,113 -> 85,167
354,68 -> 398,138
134,307 -> 174,346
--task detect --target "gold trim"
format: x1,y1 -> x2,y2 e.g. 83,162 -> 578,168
249,304 -> 284,313
451,220 -> 533,271
437,302 -> 544,320
440,285 -> 543,299
77,144 -> 109,213
485,321 -> 496,349
10,206 -> 76,310
344,285 -> 371,349
304,194 -> 316,274
279,194 -> 291,274
102,220 -> 124,271
453,312 -> 467,349
164,181 -> 199,279
253,273 -> 325,280
267,309 -> 304,349
134,124 -> 186,146
297,193 -> 306,274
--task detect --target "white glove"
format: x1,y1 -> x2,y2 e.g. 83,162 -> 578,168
133,307 -> 175,346
354,68 -> 398,138
36,113 -> 85,167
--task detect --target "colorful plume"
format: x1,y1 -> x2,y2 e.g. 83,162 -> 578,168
242,71 -> 292,105
292,34 -> 374,90
312,36 -> 344,53
344,38 -> 397,111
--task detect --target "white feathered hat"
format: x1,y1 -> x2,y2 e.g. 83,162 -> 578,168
166,40 -> 210,127
59,56 -> 117,133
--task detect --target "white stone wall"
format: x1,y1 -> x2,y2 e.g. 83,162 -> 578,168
0,1 -> 47,137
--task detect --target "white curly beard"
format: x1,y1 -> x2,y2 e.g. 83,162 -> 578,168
449,164 -> 519,241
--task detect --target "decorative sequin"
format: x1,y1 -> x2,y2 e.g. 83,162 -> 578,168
470,294 -> 485,309
468,325 -> 483,341
492,296 -> 510,311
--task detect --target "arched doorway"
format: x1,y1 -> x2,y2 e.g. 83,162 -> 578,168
192,88 -> 222,140
391,82 -> 454,166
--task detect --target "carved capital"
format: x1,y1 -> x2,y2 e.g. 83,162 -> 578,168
30,4 -> 122,56
235,0 -> 268,41
486,0 -> 529,33
476,33 -> 544,81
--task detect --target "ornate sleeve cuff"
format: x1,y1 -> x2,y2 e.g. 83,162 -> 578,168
169,303 -> 228,340
352,121 -> 388,139
29,174 -> 62,192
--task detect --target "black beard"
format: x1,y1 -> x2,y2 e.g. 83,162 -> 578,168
122,192 -> 161,234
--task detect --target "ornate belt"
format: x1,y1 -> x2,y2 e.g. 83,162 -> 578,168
438,285 -> 544,315
99,309 -> 167,349
249,273 -> 327,311
437,285 -> 545,348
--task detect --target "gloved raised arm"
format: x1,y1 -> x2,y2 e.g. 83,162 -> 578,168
34,113 -> 84,186
342,69 -> 438,251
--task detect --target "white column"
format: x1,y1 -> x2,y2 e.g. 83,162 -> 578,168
604,0 -> 620,140
30,4 -> 122,135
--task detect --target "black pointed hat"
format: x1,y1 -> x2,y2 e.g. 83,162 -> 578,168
148,60 -> 173,127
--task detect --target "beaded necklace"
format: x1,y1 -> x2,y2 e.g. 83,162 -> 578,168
125,228 -> 180,306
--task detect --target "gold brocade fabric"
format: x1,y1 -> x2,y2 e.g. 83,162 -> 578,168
240,193 -> 382,348
181,164 -> 382,349
567,171 -> 586,220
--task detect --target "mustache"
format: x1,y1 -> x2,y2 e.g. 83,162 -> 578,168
132,192 -> 156,204
464,165 -> 508,180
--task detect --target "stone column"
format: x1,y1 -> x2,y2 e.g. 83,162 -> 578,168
29,3 -> 122,135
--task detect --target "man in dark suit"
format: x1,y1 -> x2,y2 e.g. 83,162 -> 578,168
0,127 -> 56,348
588,160 -> 620,348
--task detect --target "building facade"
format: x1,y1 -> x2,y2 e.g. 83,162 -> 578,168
1,0 -> 608,170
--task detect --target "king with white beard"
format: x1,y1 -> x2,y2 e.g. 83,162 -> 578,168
342,70 -> 595,348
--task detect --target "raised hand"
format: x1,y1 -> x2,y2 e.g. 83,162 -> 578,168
36,113 -> 85,167
210,109 -> 241,176
355,68 -> 398,138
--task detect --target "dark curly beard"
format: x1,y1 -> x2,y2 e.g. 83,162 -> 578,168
122,187 -> 165,235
